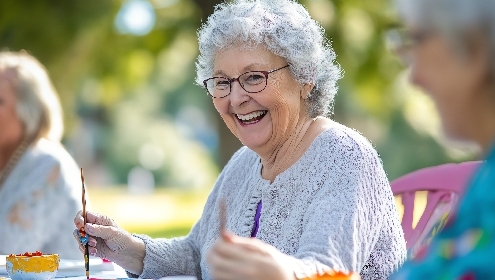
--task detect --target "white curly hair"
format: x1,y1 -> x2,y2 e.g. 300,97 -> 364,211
0,51 -> 64,142
195,0 -> 342,117
397,0 -> 495,76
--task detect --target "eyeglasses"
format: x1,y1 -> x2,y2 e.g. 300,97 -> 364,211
385,28 -> 434,65
203,64 -> 290,98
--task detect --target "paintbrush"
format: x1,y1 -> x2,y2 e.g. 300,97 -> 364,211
81,168 -> 89,279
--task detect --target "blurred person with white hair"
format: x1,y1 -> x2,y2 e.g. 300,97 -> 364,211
0,50 -> 81,259
73,0 -> 406,279
389,0 -> 495,278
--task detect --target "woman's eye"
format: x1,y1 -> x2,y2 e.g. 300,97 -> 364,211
245,74 -> 265,84
215,79 -> 229,88
216,80 -> 229,86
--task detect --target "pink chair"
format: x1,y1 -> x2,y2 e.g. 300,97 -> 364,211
391,161 -> 482,250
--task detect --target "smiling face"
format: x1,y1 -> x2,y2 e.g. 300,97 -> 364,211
0,71 -> 24,153
408,27 -> 492,143
211,45 -> 311,157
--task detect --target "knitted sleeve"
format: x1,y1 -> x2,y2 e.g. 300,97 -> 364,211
286,131 -> 405,279
132,232 -> 202,279
0,161 -> 57,254
0,140 -> 82,259
131,149 -> 242,279
130,188 -> 213,279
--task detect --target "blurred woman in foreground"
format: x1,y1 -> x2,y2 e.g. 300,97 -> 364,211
0,50 -> 81,259
390,0 -> 495,278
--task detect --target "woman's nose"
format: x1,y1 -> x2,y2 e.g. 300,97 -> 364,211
229,81 -> 250,108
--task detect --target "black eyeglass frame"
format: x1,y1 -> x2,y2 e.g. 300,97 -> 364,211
202,64 -> 290,98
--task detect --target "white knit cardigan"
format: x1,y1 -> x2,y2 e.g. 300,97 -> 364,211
0,138 -> 82,259
134,124 -> 406,280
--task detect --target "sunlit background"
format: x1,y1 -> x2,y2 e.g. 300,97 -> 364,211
0,0 -> 479,237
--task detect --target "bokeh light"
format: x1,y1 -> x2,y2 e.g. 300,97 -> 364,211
115,0 -> 156,36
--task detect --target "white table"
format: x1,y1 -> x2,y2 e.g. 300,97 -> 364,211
1,257 -> 128,279
1,257 -> 196,280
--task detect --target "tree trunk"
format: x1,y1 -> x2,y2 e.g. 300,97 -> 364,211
217,114 -> 243,168
192,0 -> 243,168
192,0 -> 224,22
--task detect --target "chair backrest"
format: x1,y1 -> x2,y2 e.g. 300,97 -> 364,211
391,161 -> 482,250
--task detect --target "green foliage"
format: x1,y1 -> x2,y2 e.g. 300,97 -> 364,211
0,0 -> 476,187
143,226 -> 192,238
1,0 -> 221,187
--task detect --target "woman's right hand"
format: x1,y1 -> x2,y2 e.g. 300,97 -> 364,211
73,210 -> 146,275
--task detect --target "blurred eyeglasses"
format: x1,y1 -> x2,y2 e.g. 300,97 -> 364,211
203,64 -> 290,98
385,27 -> 434,66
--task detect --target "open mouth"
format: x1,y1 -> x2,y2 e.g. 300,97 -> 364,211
235,110 -> 268,125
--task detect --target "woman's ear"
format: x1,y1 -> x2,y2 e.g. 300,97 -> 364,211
300,83 -> 314,99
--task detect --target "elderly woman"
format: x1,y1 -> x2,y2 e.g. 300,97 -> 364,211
0,51 -> 81,259
73,0 -> 406,279
389,0 -> 495,279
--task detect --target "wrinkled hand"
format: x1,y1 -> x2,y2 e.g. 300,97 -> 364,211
206,231 -> 295,280
73,210 -> 145,275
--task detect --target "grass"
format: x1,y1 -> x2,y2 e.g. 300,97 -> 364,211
87,186 -> 210,238
87,186 -> 428,239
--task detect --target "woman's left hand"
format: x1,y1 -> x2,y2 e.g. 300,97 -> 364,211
206,231 -> 295,280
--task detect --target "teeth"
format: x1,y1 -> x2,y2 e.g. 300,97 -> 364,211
236,111 -> 266,121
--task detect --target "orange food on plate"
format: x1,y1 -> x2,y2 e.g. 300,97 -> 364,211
6,252 -> 59,280
303,271 -> 361,280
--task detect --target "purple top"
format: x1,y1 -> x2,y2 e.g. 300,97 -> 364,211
251,200 -> 262,237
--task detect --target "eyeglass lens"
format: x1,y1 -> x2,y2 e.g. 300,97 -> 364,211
205,71 -> 267,98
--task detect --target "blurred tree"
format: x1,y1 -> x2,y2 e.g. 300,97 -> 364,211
0,0 -> 118,128
192,0 -> 222,18
0,0 -> 476,187
191,0 -> 243,167
0,0 -> 221,187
